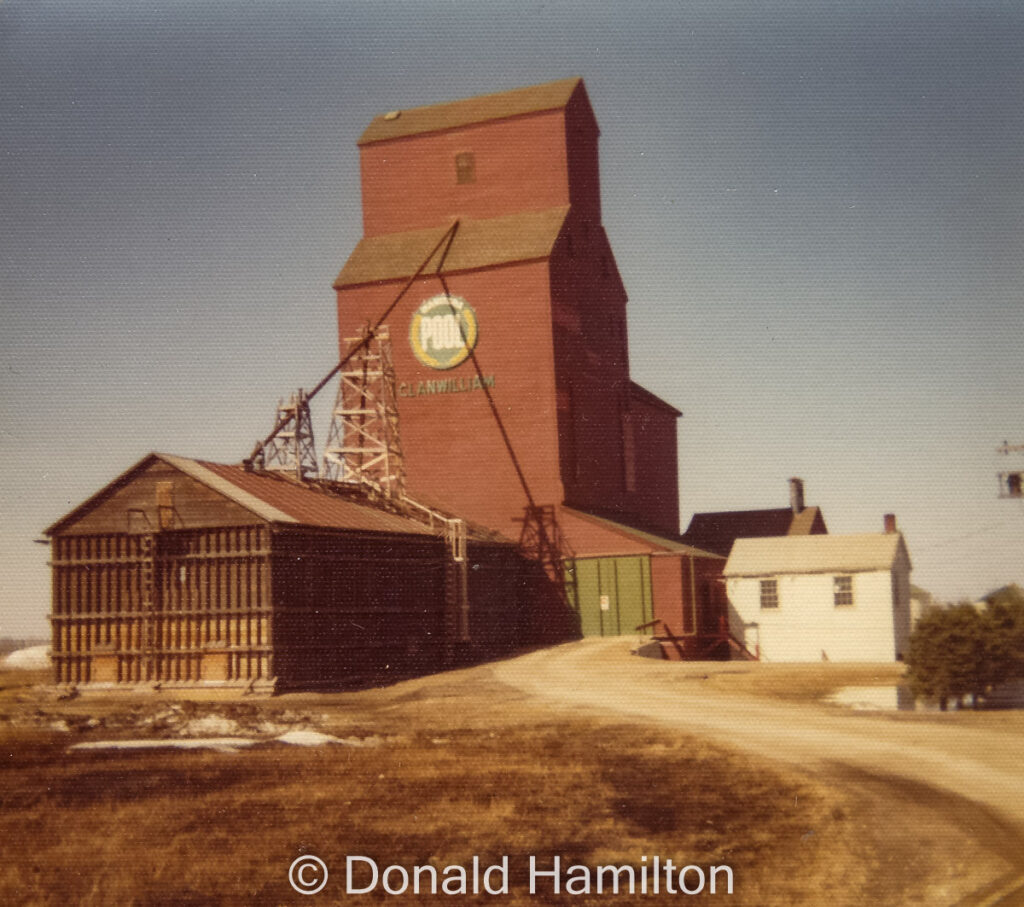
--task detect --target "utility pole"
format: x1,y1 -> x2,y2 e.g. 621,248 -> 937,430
996,442 -> 1024,499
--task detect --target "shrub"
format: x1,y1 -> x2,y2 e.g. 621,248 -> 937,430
905,597 -> 1024,709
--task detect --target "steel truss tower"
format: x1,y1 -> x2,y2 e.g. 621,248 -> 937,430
259,389 -> 318,481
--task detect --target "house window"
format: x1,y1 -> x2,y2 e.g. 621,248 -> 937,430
834,575 -> 854,606
760,579 -> 779,609
454,151 -> 476,184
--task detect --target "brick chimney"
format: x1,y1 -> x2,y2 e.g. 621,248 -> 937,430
789,477 -> 805,514
884,513 -> 897,534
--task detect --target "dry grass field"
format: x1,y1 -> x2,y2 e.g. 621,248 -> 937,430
0,662 -> 867,906
2,649 -> 1021,905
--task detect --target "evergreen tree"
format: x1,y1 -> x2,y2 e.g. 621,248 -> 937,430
906,591 -> 1024,709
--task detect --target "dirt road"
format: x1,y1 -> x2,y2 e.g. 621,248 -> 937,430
491,639 -> 1024,904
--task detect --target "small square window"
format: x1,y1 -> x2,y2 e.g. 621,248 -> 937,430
834,575 -> 854,606
760,579 -> 779,609
455,151 -> 476,184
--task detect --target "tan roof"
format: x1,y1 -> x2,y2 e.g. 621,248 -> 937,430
724,533 -> 910,578
334,206 -> 569,288
788,505 -> 826,535
359,77 -> 584,146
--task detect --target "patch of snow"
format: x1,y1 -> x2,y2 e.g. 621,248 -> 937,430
255,720 -> 294,736
70,738 -> 257,752
178,715 -> 244,737
826,685 -> 901,711
2,645 -> 50,670
631,640 -> 665,660
275,730 -> 345,747
826,685 -> 925,711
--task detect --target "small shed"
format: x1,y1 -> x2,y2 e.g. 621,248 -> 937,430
723,530 -> 912,662
45,453 -> 534,690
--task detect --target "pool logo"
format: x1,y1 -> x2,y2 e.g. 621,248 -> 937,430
409,294 -> 478,370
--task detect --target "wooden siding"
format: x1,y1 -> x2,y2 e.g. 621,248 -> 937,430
465,543 -> 532,654
47,455 -> 549,688
269,529 -> 449,687
59,460 -> 257,536
50,526 -> 271,684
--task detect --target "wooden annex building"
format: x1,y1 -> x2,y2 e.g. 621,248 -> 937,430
45,453 -> 540,690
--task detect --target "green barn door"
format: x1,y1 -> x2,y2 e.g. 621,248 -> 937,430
612,556 -> 650,635
574,559 -> 603,637
571,556 -> 652,637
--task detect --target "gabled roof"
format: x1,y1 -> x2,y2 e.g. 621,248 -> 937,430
46,453 -> 449,538
788,505 -> 826,536
724,533 -> 910,578
680,506 -> 827,558
334,207 -> 570,289
358,77 -> 585,146
164,455 -> 441,535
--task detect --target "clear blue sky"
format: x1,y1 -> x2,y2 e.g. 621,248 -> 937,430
2,0 -> 1021,637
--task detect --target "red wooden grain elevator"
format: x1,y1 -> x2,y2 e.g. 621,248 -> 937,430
336,78 -> 727,648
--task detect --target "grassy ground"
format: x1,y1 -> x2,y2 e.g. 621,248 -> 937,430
599,657 -> 905,702
0,664 -> 862,905
4,652 -> 1022,904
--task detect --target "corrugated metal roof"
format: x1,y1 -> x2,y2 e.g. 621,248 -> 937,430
724,533 -> 909,578
358,77 -> 583,146
46,452 -> 514,542
170,456 -> 441,535
562,507 -> 722,559
334,207 -> 569,289
45,452 -> 448,538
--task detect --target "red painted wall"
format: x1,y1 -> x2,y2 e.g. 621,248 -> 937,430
338,261 -> 564,540
651,555 -> 688,636
359,87 -> 600,237
650,553 -> 726,640
626,391 -> 681,534
339,80 -> 681,549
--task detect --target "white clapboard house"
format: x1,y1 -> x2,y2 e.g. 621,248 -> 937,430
723,521 -> 912,662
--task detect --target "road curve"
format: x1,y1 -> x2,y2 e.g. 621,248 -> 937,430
491,639 -> 1024,832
